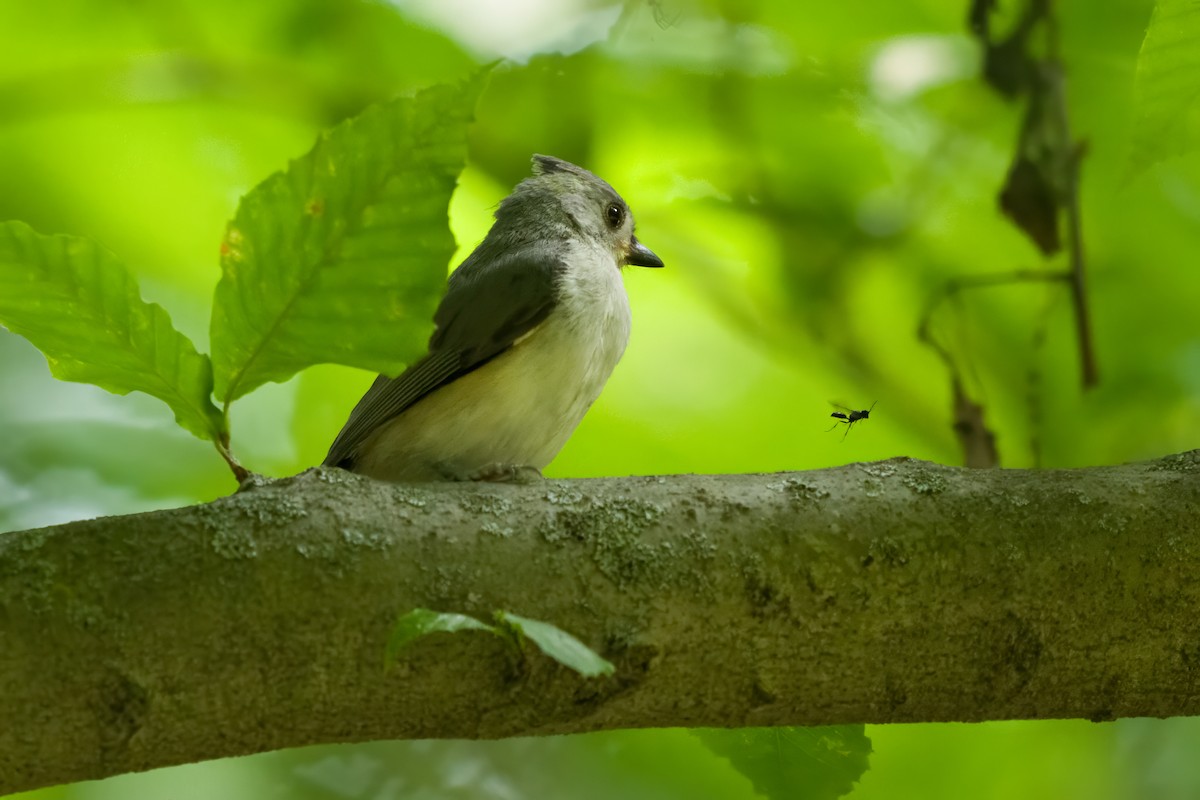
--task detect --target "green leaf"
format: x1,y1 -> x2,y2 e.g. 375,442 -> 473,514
694,725 -> 872,800
1128,0 -> 1200,176
210,71 -> 488,403
494,611 -> 615,678
384,608 -> 614,678
0,221 -> 223,441
385,608 -> 496,667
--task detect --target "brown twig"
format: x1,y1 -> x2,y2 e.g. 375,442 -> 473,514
1025,293 -> 1056,468
1061,131 -> 1099,388
1041,5 -> 1097,388
1067,184 -> 1097,385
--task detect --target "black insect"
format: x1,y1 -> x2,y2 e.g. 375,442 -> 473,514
828,401 -> 877,440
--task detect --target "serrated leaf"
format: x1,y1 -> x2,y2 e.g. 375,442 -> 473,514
0,221 -> 223,441
694,725 -> 872,800
210,71 -> 488,403
1128,0 -> 1200,176
385,608 -> 496,667
494,611 -> 615,678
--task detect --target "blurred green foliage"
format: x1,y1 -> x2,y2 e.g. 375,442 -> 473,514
695,726 -> 872,799
3,0 -> 1199,797
1129,0 -> 1200,175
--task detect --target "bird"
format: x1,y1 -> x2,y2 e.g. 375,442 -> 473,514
323,154 -> 663,483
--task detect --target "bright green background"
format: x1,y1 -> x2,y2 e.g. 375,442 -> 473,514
2,0 -> 1198,797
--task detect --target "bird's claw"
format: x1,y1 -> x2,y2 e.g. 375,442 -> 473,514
462,463 -> 544,484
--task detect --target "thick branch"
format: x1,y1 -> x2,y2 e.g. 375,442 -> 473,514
2,454 -> 1199,793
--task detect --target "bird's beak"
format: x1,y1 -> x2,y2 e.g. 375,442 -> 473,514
625,236 -> 664,268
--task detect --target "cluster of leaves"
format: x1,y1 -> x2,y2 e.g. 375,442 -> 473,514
0,72 -> 487,478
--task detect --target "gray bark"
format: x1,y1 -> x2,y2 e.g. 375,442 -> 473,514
1,453 -> 1199,794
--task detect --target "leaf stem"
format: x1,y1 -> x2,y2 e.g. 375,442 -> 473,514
214,432 -> 250,484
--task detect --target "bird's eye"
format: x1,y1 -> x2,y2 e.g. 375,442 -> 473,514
605,203 -> 624,229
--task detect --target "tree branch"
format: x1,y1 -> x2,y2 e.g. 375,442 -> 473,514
2,454 -> 1199,794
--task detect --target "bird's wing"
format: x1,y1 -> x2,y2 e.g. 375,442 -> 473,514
322,251 -> 561,468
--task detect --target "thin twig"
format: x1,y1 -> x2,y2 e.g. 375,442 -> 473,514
1043,5 -> 1098,388
1025,294 -> 1056,468
1040,14 -> 1099,388
1063,138 -> 1099,388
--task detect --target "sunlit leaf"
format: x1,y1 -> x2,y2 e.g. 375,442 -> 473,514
0,221 -> 223,441
385,608 -> 496,668
694,725 -> 872,800
210,71 -> 488,403
495,611 -> 615,678
1128,0 -> 1200,176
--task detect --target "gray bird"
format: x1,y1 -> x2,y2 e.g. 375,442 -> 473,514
323,155 -> 663,482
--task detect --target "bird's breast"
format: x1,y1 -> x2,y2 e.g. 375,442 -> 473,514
354,247 -> 631,481
504,248 -> 632,446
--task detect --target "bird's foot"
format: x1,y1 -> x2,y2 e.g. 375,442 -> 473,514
463,463 -> 544,484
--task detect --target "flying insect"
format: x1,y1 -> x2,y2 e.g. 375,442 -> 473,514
828,401 -> 877,440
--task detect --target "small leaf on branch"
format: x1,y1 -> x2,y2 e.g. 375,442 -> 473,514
385,608 -> 496,668
210,70 -> 489,403
694,725 -> 872,800
494,611 -> 615,678
0,221 -> 223,441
